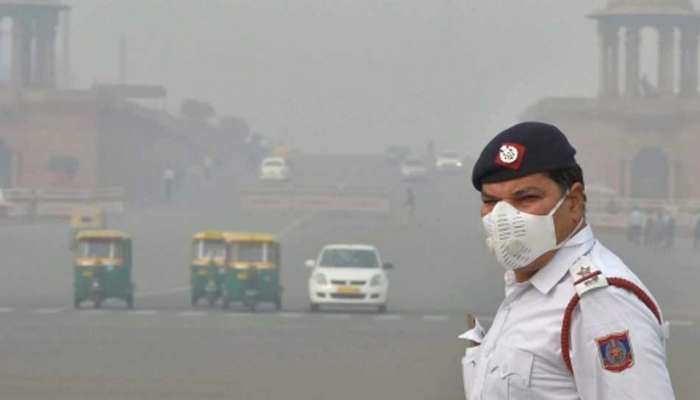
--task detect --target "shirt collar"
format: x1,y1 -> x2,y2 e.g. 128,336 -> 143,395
528,225 -> 595,295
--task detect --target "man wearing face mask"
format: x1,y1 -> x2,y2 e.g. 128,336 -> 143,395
461,122 -> 674,399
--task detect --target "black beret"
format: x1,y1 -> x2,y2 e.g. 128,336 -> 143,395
471,122 -> 577,191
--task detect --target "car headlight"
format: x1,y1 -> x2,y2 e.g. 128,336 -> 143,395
456,161 -> 463,167
314,273 -> 328,286
370,274 -> 382,287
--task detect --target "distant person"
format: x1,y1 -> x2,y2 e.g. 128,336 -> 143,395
163,167 -> 175,202
643,210 -> 657,246
627,206 -> 644,245
203,155 -> 213,180
404,187 -> 416,217
463,122 -> 673,399
693,211 -> 700,249
661,210 -> 675,248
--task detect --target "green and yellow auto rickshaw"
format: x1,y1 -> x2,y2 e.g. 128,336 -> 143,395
73,230 -> 134,309
190,231 -> 229,307
222,233 -> 282,311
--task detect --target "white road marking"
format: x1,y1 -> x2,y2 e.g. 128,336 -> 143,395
277,213 -> 315,239
0,307 -> 14,313
278,313 -> 302,319
34,308 -> 66,315
178,311 -> 208,317
128,310 -> 158,316
422,315 -> 449,322
324,314 -> 351,320
136,286 -> 190,298
80,310 -> 107,315
374,314 -> 402,321
669,320 -> 695,327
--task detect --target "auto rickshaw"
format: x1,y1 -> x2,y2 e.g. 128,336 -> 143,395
73,230 -> 134,309
68,207 -> 106,250
190,231 -> 229,307
222,233 -> 282,311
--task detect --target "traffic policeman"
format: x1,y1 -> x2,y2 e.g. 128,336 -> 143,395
462,122 -> 674,399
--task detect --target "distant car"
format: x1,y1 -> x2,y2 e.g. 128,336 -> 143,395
259,157 -> 290,181
435,151 -> 463,171
400,159 -> 428,180
307,244 -> 392,313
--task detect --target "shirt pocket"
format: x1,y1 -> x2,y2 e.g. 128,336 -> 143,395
461,346 -> 481,398
490,347 -> 534,400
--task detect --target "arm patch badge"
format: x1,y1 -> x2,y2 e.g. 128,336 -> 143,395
595,330 -> 634,372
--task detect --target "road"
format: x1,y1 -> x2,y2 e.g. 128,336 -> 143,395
0,154 -> 696,399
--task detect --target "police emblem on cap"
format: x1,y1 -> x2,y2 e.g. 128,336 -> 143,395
495,142 -> 526,170
596,331 -> 634,372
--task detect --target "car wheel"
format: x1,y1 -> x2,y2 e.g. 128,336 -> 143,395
378,305 -> 387,314
310,303 -> 320,313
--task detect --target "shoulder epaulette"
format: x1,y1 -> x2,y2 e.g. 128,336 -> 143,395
569,255 -> 609,296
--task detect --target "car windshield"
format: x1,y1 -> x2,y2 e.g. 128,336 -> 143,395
235,242 -> 265,262
193,239 -> 226,260
77,240 -> 122,259
320,249 -> 379,268
440,152 -> 459,158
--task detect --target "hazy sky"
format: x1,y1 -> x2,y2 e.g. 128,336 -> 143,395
61,0 -> 673,154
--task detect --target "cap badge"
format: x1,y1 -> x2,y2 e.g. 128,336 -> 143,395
495,142 -> 526,170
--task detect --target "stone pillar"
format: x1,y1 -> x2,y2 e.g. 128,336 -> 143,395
35,12 -> 58,88
599,23 -> 611,97
625,25 -> 641,97
598,23 -> 620,97
10,15 -> 33,88
0,16 -> 4,82
680,25 -> 699,97
610,26 -> 620,97
658,25 -> 675,96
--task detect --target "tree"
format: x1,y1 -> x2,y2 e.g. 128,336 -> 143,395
180,98 -> 215,122
219,115 -> 250,145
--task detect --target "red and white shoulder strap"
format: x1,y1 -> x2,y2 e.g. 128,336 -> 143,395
560,255 -> 662,373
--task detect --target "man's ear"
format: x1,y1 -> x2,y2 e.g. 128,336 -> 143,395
569,182 -> 586,217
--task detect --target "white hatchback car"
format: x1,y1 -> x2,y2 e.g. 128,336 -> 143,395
307,244 -> 392,313
435,151 -> 463,171
400,159 -> 428,181
259,157 -> 290,181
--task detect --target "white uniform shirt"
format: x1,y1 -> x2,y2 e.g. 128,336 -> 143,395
462,226 -> 675,399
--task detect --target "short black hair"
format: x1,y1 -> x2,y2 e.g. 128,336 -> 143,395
547,164 -> 586,201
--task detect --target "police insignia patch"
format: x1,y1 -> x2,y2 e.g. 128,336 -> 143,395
596,331 -> 634,372
495,142 -> 526,170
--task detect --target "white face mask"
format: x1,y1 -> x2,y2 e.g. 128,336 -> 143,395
482,192 -> 579,271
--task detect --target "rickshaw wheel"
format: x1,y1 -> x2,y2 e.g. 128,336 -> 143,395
73,298 -> 81,309
94,297 -> 103,309
275,297 -> 282,311
191,294 -> 198,307
126,295 -> 134,310
207,295 -> 217,308
222,299 -> 231,310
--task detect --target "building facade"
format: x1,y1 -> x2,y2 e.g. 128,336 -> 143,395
525,0 -> 700,203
